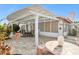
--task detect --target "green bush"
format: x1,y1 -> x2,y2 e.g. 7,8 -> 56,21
13,24 -> 20,33
7,26 -> 12,37
68,29 -> 77,36
0,25 -> 4,32
71,29 -> 77,36
0,24 -> 12,37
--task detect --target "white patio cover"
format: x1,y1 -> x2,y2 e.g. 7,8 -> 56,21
6,5 -> 59,48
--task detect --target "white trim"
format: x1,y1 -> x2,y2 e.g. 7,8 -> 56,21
40,31 -> 58,37
44,19 -> 45,32
58,20 -> 64,35
50,19 -> 52,32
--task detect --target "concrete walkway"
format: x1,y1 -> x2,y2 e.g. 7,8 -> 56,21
4,36 -> 79,55
5,37 -> 36,55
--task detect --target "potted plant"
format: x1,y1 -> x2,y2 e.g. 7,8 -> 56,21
13,24 -> 20,33
13,24 -> 20,42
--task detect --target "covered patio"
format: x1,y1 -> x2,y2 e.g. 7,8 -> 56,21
7,5 -> 61,48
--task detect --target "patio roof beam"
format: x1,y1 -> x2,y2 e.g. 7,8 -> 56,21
11,15 -> 35,23
44,19 -> 45,32
50,19 -> 52,32
29,11 -> 59,20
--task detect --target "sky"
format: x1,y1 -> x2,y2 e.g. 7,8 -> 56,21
0,4 -> 79,24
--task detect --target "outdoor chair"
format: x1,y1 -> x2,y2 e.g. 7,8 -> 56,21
25,31 -> 34,37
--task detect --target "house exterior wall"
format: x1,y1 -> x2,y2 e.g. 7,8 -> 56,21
26,19 -> 71,37
40,32 -> 58,37
20,19 -> 71,37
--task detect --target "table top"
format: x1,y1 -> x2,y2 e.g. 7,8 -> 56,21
45,41 -> 79,55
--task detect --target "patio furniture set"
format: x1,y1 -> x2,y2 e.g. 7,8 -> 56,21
21,30 -> 34,37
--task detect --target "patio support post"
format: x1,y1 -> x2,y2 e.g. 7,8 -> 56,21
28,22 -> 31,32
35,14 -> 39,48
25,24 -> 26,31
58,20 -> 64,35
50,19 -> 52,32
44,19 -> 45,32
58,20 -> 64,47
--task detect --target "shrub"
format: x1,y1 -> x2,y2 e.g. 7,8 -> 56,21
7,26 -> 12,37
0,25 -> 4,32
68,28 -> 77,36
71,29 -> 77,36
13,24 -> 20,33
0,24 -> 12,38
0,32 -> 7,42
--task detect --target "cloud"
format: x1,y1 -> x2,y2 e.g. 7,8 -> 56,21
0,19 -> 9,24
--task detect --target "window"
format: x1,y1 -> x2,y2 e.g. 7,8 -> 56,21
39,22 -> 44,31
51,21 -> 58,33
45,21 -> 50,32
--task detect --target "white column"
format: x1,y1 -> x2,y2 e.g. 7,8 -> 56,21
58,20 -> 64,35
25,24 -> 26,31
18,23 -> 21,31
35,15 -> 39,48
58,20 -> 64,47
44,19 -> 45,32
50,19 -> 52,32
28,22 -> 31,32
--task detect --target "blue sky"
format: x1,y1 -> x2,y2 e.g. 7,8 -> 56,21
0,4 -> 79,24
